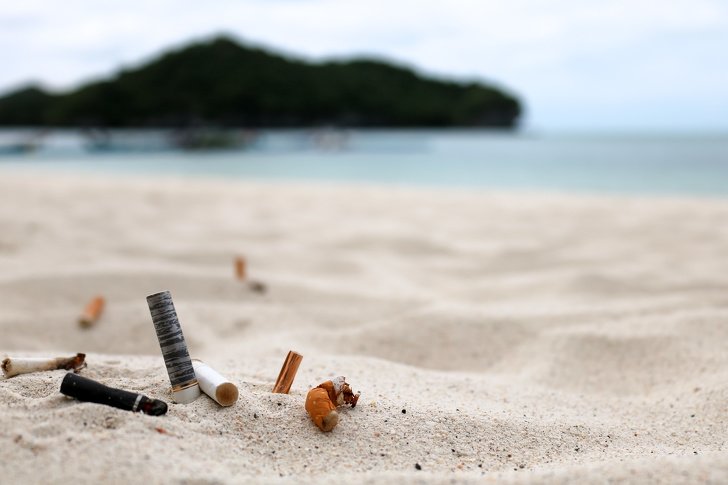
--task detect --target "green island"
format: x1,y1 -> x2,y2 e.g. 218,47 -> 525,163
0,36 -> 521,128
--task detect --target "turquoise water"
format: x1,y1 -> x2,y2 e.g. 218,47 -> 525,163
1,130 -> 727,196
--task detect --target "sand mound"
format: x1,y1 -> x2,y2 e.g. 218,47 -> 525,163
1,171 -> 727,483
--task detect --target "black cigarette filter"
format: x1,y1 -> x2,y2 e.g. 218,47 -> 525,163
146,290 -> 200,404
60,373 -> 168,416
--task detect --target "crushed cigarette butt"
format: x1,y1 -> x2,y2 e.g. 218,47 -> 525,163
306,388 -> 338,432
305,376 -> 360,432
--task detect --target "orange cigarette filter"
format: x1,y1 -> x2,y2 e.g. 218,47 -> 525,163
272,351 -> 303,394
235,257 -> 246,280
79,296 -> 105,328
305,387 -> 339,432
305,376 -> 359,432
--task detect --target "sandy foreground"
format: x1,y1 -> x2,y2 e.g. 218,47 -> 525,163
0,169 -> 727,484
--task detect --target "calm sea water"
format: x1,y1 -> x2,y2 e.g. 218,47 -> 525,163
1,130 -> 727,196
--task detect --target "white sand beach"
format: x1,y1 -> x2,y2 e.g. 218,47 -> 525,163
1,170 -> 727,483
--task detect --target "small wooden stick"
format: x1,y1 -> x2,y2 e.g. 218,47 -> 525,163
79,296 -> 105,328
272,351 -> 303,394
235,256 -> 246,281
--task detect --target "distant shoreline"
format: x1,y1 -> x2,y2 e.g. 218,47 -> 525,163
1,130 -> 727,197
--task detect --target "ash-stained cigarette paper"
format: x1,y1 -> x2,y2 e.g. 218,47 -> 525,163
192,360 -> 238,406
2,353 -> 86,378
146,290 -> 200,404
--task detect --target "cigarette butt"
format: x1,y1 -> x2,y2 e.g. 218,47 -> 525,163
2,353 -> 86,378
305,387 -> 339,432
235,257 -> 246,281
61,373 -> 167,416
79,296 -> 105,328
305,376 -> 359,432
272,351 -> 303,394
146,290 -> 200,404
192,360 -> 238,406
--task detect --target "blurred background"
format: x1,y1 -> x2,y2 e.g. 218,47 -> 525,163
0,0 -> 727,194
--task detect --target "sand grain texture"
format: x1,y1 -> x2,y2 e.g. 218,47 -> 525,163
1,171 -> 727,483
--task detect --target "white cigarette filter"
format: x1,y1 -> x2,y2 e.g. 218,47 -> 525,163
192,360 -> 239,406
1,353 -> 86,378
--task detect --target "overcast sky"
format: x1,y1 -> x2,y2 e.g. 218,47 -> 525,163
1,0 -> 727,131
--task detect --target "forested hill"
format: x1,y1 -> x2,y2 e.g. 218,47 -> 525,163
0,36 -> 521,128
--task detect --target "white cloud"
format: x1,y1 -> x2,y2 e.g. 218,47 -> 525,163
0,0 -> 726,129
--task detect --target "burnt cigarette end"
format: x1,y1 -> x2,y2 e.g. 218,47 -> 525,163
141,399 -> 168,416
320,376 -> 360,408
62,353 -> 87,372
